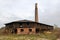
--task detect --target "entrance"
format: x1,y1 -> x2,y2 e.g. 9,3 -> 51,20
36,28 -> 40,33
14,29 -> 17,34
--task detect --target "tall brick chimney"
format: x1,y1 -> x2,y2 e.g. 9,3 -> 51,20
35,3 -> 38,22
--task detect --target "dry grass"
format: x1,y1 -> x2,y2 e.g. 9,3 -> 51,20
53,28 -> 60,38
0,34 -> 57,40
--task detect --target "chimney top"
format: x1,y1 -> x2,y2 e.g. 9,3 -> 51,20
35,3 -> 38,22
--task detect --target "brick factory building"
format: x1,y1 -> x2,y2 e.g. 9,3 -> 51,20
5,3 -> 53,34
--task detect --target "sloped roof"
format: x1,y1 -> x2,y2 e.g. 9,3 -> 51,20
12,20 -> 35,22
5,20 -> 36,25
5,20 -> 53,27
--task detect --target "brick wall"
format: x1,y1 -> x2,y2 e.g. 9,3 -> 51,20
17,28 -> 36,34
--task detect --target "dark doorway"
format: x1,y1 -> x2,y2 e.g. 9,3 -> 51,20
29,29 -> 32,32
36,28 -> 40,33
20,29 -> 24,32
14,29 -> 17,34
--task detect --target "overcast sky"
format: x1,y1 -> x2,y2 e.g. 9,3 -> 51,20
0,0 -> 60,28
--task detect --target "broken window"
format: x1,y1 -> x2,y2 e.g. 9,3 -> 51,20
20,29 -> 24,32
29,29 -> 32,32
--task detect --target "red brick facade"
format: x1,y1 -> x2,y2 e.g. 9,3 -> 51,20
17,28 -> 36,34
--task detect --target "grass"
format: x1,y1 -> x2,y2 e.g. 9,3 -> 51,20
0,33 -> 57,40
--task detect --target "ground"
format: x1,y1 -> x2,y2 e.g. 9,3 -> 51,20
0,34 -> 57,40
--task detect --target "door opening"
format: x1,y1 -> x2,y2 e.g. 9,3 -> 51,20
14,29 -> 17,34
36,28 -> 40,33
